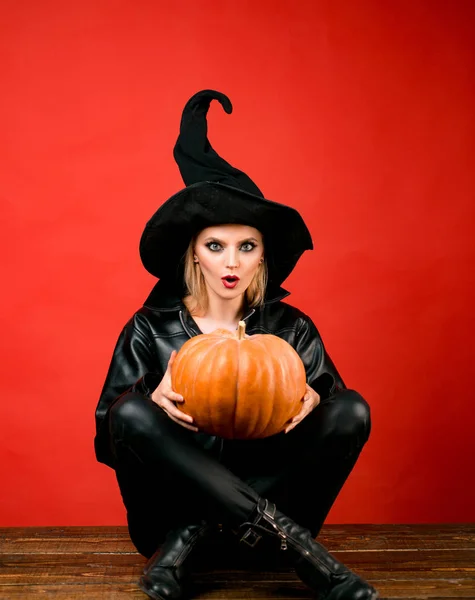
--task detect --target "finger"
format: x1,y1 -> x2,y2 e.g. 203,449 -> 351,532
285,412 -> 306,433
285,418 -> 301,433
290,408 -> 309,425
289,408 -> 305,422
163,400 -> 194,424
164,390 -> 184,403
167,351 -> 177,369
307,395 -> 320,409
164,352 -> 178,384
167,412 -> 199,432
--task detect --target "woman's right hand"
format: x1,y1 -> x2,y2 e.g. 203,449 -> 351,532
150,351 -> 198,432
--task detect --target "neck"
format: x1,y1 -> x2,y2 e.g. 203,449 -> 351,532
206,289 -> 244,323
204,286 -> 245,323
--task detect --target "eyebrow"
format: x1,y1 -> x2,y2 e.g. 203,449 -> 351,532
203,237 -> 259,244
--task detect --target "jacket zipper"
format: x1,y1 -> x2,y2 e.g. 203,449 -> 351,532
179,309 -> 256,339
179,310 -> 195,338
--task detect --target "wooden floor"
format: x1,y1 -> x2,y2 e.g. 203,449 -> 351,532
0,524 -> 474,599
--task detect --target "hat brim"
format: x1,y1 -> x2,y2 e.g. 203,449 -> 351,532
139,182 -> 313,287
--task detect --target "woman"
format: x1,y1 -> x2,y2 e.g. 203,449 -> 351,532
94,90 -> 378,600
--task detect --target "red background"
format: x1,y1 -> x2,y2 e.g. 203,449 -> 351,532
1,0 -> 474,526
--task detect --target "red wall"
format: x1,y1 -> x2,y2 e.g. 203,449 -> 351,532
1,0 -> 474,526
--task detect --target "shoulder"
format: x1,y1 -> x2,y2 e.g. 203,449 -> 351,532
123,306 -> 182,340
123,307 -> 156,333
124,306 -> 171,337
251,300 -> 317,338
265,300 -> 314,327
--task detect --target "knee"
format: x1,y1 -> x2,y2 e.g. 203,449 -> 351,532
322,390 -> 371,445
109,392 -> 160,438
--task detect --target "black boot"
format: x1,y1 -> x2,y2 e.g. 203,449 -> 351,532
236,498 -> 379,600
138,521 -> 210,600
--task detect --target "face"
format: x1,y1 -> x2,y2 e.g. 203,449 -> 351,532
193,224 -> 264,300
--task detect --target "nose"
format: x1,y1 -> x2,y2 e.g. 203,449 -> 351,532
225,248 -> 239,269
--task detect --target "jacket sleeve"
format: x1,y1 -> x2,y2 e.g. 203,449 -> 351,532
294,315 -> 347,399
94,313 -> 163,469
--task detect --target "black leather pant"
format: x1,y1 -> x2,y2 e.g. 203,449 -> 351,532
108,389 -> 371,559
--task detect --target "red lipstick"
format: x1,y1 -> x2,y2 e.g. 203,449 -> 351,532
221,275 -> 240,289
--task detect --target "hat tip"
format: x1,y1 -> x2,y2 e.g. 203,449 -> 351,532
184,89 -> 232,115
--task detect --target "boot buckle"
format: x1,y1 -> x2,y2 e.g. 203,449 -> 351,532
240,528 -> 262,548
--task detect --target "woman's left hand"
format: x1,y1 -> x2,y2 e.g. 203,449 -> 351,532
284,383 -> 321,434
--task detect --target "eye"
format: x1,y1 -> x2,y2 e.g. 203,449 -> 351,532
205,241 -> 256,252
205,242 -> 222,252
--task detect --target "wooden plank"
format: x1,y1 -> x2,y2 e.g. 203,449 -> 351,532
1,524 -> 474,553
1,525 -> 474,599
319,524 -> 475,552
0,527 -> 135,554
1,579 -> 475,599
0,583 -> 145,600
0,550 -> 474,584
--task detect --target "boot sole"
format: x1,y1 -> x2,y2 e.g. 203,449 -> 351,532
139,562 -> 379,600
137,577 -> 168,600
294,550 -> 380,600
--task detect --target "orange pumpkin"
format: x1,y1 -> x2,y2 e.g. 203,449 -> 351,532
171,321 -> 306,439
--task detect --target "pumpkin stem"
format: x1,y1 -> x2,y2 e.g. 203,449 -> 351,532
237,321 -> 246,340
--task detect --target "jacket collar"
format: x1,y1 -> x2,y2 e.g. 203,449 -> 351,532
143,279 -> 290,312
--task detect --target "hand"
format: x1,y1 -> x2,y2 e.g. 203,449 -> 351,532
150,351 -> 198,432
284,383 -> 321,434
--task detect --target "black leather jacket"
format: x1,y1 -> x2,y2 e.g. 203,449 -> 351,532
94,280 -> 346,470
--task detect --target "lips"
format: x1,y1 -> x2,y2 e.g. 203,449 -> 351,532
221,275 -> 240,289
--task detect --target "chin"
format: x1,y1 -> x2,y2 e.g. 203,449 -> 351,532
214,286 -> 242,299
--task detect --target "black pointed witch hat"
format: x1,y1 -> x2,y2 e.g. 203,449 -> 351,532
139,90 -> 313,288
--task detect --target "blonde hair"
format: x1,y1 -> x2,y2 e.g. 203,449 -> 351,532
183,235 -> 267,316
